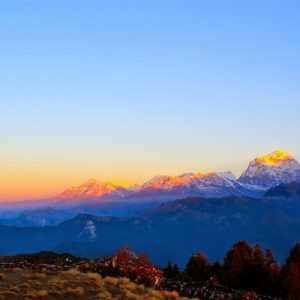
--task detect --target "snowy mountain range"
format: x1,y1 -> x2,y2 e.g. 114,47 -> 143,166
1,150 -> 299,218
0,150 -> 300,228
56,150 -> 300,205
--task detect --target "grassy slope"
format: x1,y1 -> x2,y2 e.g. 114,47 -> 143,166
0,269 -> 185,300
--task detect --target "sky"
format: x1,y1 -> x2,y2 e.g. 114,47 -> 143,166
0,0 -> 300,201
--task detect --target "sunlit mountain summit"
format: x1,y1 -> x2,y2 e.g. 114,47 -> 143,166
255,150 -> 294,166
53,150 -> 300,205
59,178 -> 139,202
239,150 -> 300,188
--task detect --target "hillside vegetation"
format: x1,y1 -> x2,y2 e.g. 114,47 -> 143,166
0,269 -> 182,300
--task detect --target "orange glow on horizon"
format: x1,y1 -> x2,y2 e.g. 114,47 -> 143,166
0,171 -> 219,202
0,150 -> 297,202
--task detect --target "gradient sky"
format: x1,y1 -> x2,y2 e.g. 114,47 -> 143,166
0,1 -> 300,201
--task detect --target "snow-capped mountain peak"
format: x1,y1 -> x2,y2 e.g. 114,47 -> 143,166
59,178 -> 136,201
142,171 -> 224,190
135,171 -> 260,199
216,171 -> 237,181
238,150 -> 300,188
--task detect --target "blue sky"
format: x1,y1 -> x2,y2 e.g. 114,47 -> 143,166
0,1 -> 299,199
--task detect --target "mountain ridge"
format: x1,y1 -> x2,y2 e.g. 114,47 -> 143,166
1,183 -> 300,266
55,150 -> 300,205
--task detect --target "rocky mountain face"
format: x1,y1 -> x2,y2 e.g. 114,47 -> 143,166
263,182 -> 300,199
133,171 -> 263,199
238,150 -> 300,188
59,179 -> 136,202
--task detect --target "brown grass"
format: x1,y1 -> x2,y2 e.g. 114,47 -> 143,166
0,269 -> 189,300
23,273 -> 47,280
65,287 -> 85,296
24,289 -> 48,299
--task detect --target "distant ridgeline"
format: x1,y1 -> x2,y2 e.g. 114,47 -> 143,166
0,182 -> 300,268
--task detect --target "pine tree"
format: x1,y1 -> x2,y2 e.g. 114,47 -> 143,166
286,242 -> 300,265
281,263 -> 300,299
222,240 -> 253,289
163,261 -> 180,279
263,248 -> 280,296
247,244 -> 265,292
184,252 -> 208,282
280,242 -> 300,299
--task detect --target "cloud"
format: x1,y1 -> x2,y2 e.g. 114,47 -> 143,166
84,220 -> 97,239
